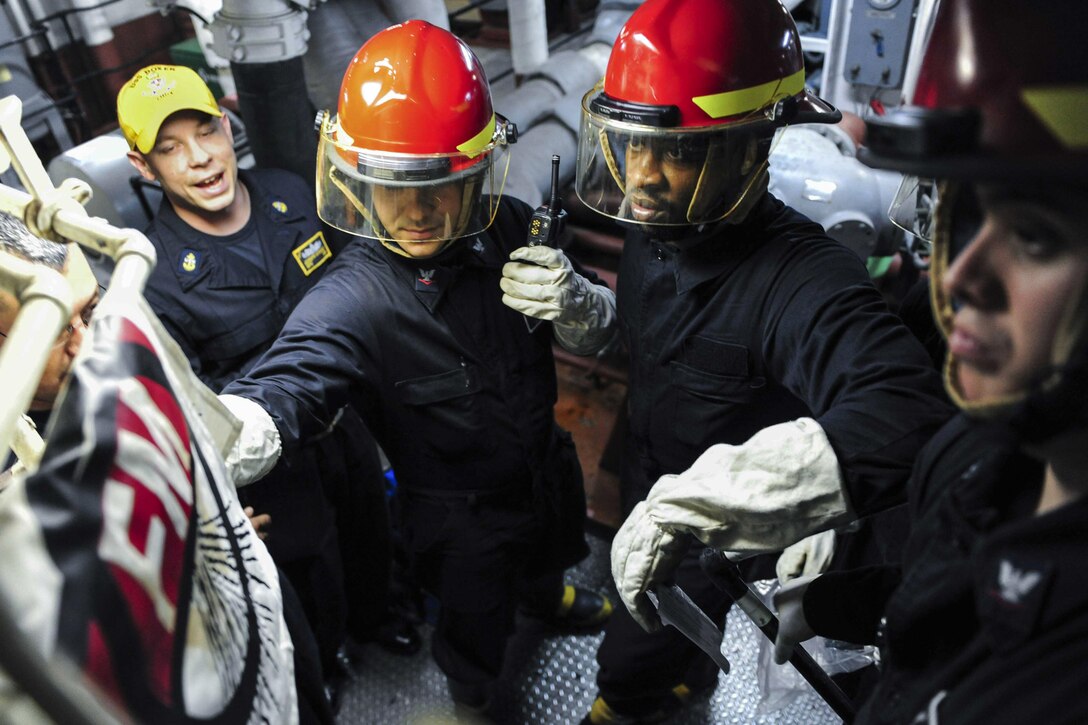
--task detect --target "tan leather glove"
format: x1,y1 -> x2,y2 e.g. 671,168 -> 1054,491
775,529 -> 837,585
500,245 -> 616,355
611,418 -> 852,631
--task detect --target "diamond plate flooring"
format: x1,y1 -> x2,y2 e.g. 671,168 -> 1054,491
335,533 -> 842,724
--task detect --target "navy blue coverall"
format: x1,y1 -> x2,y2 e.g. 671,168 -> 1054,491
596,193 -> 954,715
803,414 -> 1088,724
224,196 -> 597,689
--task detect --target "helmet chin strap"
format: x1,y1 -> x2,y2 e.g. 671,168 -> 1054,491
377,236 -> 456,259
600,126 -> 625,196
628,174 -> 771,245
707,163 -> 769,225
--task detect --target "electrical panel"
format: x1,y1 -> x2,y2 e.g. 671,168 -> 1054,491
841,0 -> 917,88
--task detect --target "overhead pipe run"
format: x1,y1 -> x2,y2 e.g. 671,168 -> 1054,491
301,0 -> 449,119
768,124 -> 905,262
491,2 -> 642,205
505,0 -> 549,79
202,0 -> 320,183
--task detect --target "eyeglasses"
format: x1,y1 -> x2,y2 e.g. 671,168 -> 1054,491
0,299 -> 97,347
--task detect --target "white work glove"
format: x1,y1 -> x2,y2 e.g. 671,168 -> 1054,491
609,501 -> 691,631
218,394 -> 281,487
500,245 -> 616,355
773,574 -> 818,665
611,418 -> 852,631
775,529 -> 837,585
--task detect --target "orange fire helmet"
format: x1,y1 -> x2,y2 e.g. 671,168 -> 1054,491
316,20 -> 516,256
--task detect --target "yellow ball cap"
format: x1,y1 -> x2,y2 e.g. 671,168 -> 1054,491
116,64 -> 222,154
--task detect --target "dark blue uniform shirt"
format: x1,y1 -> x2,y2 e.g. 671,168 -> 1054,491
143,168 -> 336,393
618,193 -> 954,515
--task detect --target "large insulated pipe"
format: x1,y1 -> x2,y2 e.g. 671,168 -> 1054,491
503,122 -> 577,205
208,0 -> 317,183
494,47 -> 605,204
231,58 -> 315,182
382,0 -> 449,29
489,2 -> 641,202
302,0 -> 448,119
496,49 -> 601,140
506,0 -> 548,77
68,0 -> 113,46
301,0 -> 396,112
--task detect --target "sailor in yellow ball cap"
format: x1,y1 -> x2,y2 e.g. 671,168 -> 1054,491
117,64 -> 416,718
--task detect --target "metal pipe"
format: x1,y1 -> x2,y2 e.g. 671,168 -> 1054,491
3,0 -> 49,56
301,0 -> 396,112
67,0 -> 115,47
507,0 -> 548,76
502,120 -> 577,205
0,260 -> 69,457
231,57 -> 316,182
383,0 -> 448,28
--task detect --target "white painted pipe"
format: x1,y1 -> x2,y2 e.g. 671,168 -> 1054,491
507,0 -> 548,76
67,0 -> 114,47
3,0 -> 47,56
0,272 -> 69,462
384,0 -> 449,29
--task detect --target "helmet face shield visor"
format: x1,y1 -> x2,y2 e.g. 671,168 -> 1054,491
576,90 -> 770,227
316,113 -> 512,248
929,180 -> 984,337
888,175 -> 940,267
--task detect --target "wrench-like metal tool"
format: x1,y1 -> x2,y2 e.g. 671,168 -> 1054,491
647,584 -> 731,674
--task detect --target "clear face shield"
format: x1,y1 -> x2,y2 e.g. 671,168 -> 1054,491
888,175 -> 940,269
316,113 -> 514,255
575,86 -> 773,227
928,179 -> 1029,339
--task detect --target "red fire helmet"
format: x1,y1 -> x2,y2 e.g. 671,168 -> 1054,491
576,0 -> 838,227
862,0 -> 1087,185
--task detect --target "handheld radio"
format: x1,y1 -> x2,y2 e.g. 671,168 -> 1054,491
522,154 -> 566,332
527,154 -> 567,247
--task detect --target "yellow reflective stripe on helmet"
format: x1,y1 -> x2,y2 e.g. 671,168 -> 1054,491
457,113 -> 497,156
692,68 -> 806,119
1021,85 -> 1088,149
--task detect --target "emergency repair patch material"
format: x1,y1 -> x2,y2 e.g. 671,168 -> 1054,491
292,231 -> 332,276
178,248 -> 201,274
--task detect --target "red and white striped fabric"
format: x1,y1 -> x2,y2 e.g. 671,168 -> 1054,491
0,294 -> 296,723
